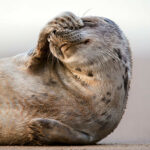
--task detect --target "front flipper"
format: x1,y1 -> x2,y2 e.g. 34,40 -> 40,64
29,118 -> 94,145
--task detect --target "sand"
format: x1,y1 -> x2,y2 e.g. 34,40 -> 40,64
0,145 -> 149,150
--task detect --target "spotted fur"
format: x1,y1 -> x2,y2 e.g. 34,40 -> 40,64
0,12 -> 132,145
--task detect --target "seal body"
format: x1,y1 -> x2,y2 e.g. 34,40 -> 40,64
0,12 -> 132,145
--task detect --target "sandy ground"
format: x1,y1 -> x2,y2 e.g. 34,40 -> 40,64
0,145 -> 149,150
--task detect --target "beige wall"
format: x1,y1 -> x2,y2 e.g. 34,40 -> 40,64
0,0 -> 150,144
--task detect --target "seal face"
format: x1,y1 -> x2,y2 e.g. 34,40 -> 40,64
0,12 -> 132,145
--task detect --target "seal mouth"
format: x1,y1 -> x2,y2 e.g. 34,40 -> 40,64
60,43 -> 77,54
58,38 -> 91,58
59,43 -> 69,52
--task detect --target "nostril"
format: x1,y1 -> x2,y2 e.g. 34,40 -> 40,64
52,30 -> 57,34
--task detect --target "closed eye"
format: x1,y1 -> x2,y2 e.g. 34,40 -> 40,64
83,39 -> 90,44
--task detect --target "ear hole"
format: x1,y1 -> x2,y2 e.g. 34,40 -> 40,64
52,30 -> 57,34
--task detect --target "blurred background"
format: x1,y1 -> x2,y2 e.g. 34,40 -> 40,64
0,0 -> 150,144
